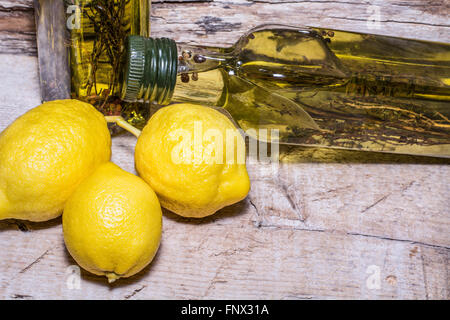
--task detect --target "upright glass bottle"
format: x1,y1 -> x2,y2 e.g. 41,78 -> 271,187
67,0 -> 149,122
120,25 -> 450,157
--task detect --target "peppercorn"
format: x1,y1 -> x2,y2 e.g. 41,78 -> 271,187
193,54 -> 206,63
180,73 -> 190,83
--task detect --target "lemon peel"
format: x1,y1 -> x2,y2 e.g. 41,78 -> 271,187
134,103 -> 250,218
0,99 -> 111,222
63,162 -> 162,282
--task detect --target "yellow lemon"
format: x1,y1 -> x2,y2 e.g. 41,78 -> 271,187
63,162 -> 162,283
0,99 -> 111,222
135,104 -> 250,218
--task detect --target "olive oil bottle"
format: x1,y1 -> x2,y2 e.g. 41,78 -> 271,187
67,0 -> 149,122
121,25 -> 450,157
67,4 -> 450,158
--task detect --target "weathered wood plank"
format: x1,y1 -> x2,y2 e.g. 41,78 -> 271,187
0,0 -> 34,8
0,54 -> 41,112
0,0 -> 449,55
33,0 -> 71,101
247,160 -> 450,248
150,0 -> 450,47
0,1 -> 36,55
0,205 -> 448,299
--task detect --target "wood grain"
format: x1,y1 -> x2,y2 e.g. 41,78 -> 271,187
0,0 -> 36,55
0,0 -> 449,300
0,212 -> 448,299
34,0 -> 71,101
151,0 -> 450,46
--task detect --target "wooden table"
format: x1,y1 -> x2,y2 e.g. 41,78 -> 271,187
0,0 -> 449,300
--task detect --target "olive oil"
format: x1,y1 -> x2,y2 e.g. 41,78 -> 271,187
67,0 -> 149,122
214,26 -> 450,157
123,25 -> 449,157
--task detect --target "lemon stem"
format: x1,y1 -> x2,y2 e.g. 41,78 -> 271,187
106,272 -> 120,284
104,116 -> 141,138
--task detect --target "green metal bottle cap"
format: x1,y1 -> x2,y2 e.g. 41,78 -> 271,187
121,35 -> 178,104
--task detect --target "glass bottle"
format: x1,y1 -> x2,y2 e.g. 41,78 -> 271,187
67,0 -> 150,122
120,25 -> 450,158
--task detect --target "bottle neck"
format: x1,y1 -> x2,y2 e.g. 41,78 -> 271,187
121,36 -> 230,104
121,36 -> 178,104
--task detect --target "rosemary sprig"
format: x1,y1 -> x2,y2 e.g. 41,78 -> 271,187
84,0 -> 128,102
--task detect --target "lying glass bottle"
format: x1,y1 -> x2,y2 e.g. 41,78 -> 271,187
118,25 -> 450,158
66,7 -> 449,157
